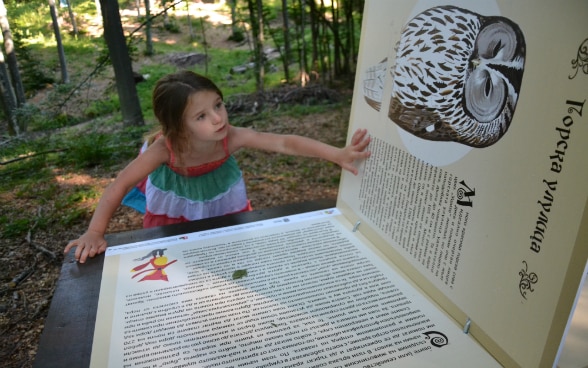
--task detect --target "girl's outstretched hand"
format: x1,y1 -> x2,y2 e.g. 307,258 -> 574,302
338,128 -> 371,175
64,230 -> 108,263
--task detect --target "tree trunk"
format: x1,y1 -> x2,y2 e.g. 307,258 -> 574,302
307,0 -> 319,77
329,0 -> 339,78
48,0 -> 69,84
64,0 -> 79,38
0,51 -> 19,135
0,0 -> 25,107
280,0 -> 291,82
186,0 -> 194,41
256,0 -> 265,94
229,0 -> 238,39
296,0 -> 308,86
161,0 -> 169,29
247,0 -> 264,95
144,0 -> 153,55
99,0 -> 144,126
198,16 -> 208,74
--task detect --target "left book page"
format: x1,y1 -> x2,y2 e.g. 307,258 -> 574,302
90,209 -> 499,368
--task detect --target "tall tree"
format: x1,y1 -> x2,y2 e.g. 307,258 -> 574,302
99,0 -> 144,126
48,0 -> 69,83
144,0 -> 153,55
186,0 -> 194,41
63,0 -> 79,38
161,0 -> 170,30
0,0 -> 25,107
0,50 -> 19,135
228,0 -> 238,40
280,0 -> 291,82
307,0 -> 319,76
295,0 -> 308,85
246,0 -> 264,95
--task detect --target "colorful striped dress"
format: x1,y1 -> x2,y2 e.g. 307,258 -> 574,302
123,136 -> 252,228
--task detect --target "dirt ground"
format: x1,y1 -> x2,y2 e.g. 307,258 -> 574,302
0,3 -> 354,367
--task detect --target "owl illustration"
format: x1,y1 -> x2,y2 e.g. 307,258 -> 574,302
363,6 -> 526,148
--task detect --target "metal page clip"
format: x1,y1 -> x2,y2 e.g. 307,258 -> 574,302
463,318 -> 472,334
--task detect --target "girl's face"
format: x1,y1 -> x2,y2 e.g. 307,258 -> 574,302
183,90 -> 229,142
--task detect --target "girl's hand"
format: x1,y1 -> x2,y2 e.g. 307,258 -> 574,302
339,128 -> 371,175
64,230 -> 108,263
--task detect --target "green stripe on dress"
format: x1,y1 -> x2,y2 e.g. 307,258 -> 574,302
149,156 -> 243,201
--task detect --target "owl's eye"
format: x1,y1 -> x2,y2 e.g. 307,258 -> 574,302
491,40 -> 503,59
477,22 -> 519,61
464,68 -> 506,122
484,78 -> 493,96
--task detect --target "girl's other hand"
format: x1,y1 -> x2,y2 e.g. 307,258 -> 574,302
64,230 -> 108,263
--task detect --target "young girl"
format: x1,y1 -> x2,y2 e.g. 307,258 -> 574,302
64,70 -> 371,263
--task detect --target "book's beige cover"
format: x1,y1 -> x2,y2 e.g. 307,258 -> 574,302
338,1 -> 588,367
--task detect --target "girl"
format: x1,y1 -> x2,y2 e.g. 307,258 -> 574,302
64,71 -> 371,263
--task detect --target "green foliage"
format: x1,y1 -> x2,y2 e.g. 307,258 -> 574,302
66,133 -> 115,168
1,217 -> 31,238
84,95 -> 120,119
0,0 -> 361,239
0,123 -> 148,238
13,30 -> 55,93
59,127 -> 146,169
227,29 -> 245,43
162,16 -> 181,33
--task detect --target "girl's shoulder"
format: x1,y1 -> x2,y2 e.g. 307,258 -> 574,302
142,136 -> 171,164
147,135 -> 168,150
227,125 -> 260,153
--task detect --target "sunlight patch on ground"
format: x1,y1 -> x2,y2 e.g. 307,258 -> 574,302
75,1 -> 232,39
54,172 -> 112,187
118,1 -> 232,26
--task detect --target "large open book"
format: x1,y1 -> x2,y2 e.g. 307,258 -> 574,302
90,1 -> 588,367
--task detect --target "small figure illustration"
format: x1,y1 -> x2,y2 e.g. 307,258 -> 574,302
131,248 -> 177,282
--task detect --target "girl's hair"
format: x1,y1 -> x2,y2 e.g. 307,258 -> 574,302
151,70 -> 224,157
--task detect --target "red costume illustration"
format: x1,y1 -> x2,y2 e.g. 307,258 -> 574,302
131,248 -> 177,282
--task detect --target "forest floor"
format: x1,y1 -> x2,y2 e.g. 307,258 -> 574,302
0,3 -> 354,367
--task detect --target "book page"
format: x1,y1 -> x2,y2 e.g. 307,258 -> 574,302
90,209 -> 499,367
338,1 -> 588,367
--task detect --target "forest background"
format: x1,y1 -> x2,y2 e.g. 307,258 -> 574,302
0,0 -> 366,366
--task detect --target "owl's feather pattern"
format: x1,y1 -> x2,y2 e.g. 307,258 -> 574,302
387,6 -> 525,148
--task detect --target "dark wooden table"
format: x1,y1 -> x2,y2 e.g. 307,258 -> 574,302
33,199 -> 334,368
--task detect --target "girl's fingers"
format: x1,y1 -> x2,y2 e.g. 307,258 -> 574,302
75,244 -> 84,262
351,129 -> 367,145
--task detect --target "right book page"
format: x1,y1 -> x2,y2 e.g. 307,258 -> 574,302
338,1 -> 588,367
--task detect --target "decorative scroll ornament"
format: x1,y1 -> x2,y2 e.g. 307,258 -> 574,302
519,261 -> 539,299
423,331 -> 449,348
569,38 -> 588,79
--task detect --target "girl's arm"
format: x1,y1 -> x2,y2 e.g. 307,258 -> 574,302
229,126 -> 371,175
64,139 -> 169,263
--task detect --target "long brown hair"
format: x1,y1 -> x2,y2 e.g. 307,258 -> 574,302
151,70 -> 224,159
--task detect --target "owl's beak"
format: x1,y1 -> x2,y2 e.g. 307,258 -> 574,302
470,58 -> 481,68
